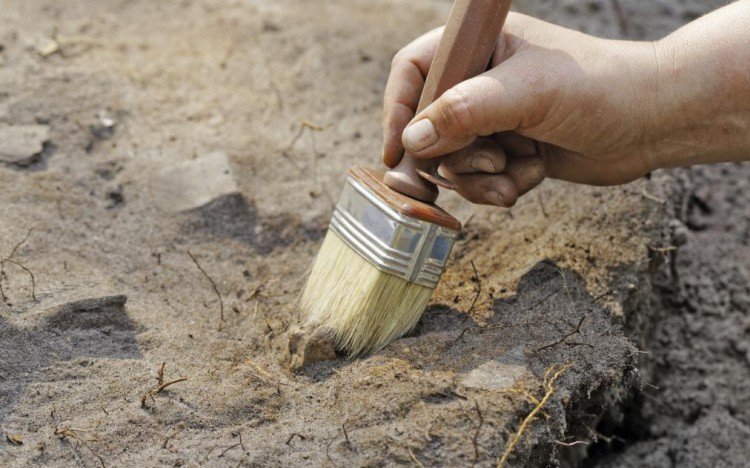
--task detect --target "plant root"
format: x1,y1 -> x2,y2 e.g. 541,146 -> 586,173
497,363 -> 572,468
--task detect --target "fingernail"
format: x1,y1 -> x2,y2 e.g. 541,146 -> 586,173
470,154 -> 496,173
403,119 -> 438,152
485,190 -> 505,206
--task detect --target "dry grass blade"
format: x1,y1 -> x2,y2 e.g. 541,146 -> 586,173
408,448 -> 426,468
641,188 -> 666,204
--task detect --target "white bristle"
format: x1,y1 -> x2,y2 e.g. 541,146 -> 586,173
300,230 -> 433,356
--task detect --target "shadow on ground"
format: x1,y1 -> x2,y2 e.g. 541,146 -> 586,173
0,295 -> 142,424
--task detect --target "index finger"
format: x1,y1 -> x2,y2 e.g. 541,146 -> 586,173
382,27 -> 443,168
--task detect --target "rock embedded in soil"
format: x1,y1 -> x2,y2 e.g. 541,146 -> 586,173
461,347 -> 530,391
283,324 -> 338,371
31,36 -> 59,57
0,125 -> 49,166
149,150 -> 238,212
461,359 -> 529,391
89,110 -> 117,140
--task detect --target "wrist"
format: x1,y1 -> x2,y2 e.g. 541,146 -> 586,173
647,7 -> 750,170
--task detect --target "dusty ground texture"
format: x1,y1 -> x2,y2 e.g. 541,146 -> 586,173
0,0 -> 746,467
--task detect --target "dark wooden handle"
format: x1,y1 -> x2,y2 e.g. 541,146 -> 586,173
383,0 -> 513,202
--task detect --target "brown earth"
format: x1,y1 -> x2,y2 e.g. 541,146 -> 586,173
1,0 -> 746,467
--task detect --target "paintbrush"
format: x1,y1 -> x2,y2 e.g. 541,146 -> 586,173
301,0 -> 513,356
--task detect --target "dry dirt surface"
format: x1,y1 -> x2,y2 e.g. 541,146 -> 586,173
1,0 -> 747,467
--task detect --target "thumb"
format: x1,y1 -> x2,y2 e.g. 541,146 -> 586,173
401,64 -> 532,159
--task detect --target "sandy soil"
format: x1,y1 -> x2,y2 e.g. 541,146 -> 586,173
0,0 -> 746,466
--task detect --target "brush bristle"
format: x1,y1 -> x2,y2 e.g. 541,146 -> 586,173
300,230 -> 433,356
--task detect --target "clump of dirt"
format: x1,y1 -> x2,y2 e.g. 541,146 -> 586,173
0,0 -> 745,467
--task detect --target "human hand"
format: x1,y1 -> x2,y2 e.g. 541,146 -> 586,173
382,8 -> 750,207
382,12 -> 665,207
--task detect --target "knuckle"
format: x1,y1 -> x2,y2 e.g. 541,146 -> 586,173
390,49 -> 407,68
463,191 -> 486,205
443,147 -> 470,168
527,159 -> 546,182
501,189 -> 519,207
436,88 -> 476,137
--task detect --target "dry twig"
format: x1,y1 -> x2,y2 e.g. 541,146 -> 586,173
281,120 -> 334,207
467,260 -> 482,316
153,377 -> 189,394
187,250 -> 224,331
341,422 -> 350,446
446,326 -> 471,349
54,424 -> 105,467
285,433 -> 307,445
218,442 -> 241,458
524,287 -> 561,313
0,228 -> 37,302
472,401 -> 484,463
534,316 -> 587,353
282,120 -> 324,167
238,431 -> 248,457
156,361 -> 166,386
141,362 -> 188,408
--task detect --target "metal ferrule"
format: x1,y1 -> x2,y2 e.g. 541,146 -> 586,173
329,175 -> 459,288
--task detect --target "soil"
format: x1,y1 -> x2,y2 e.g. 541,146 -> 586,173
0,0 -> 746,467
589,165 -> 750,467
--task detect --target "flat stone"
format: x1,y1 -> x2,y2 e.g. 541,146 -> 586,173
0,125 -> 50,165
462,349 -> 530,391
33,37 -> 59,57
149,151 -> 239,212
462,361 -> 528,391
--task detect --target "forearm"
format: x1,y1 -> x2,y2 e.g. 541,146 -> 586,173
650,0 -> 750,169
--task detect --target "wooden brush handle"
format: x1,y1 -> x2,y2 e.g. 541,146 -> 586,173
384,0 -> 513,202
